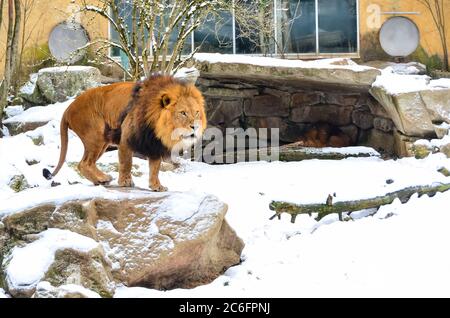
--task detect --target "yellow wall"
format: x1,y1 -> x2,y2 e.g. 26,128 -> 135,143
0,0 -> 108,75
360,0 -> 450,60
1,0 -> 449,77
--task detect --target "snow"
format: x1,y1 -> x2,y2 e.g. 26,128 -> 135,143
372,67 -> 450,95
38,66 -> 98,74
4,229 -> 100,293
415,131 -> 450,149
194,53 -> 376,72
0,184 -> 164,218
35,281 -> 101,298
380,62 -> 426,75
297,146 -> 379,156
4,105 -> 24,118
0,288 -> 9,298
173,67 -> 200,81
3,100 -> 71,124
1,65 -> 450,297
20,73 -> 38,95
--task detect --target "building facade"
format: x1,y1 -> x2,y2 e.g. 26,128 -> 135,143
0,0 -> 449,75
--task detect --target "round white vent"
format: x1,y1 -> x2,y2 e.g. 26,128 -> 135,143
379,16 -> 420,57
49,22 -> 89,63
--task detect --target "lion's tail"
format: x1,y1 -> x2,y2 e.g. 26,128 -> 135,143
43,112 -> 69,180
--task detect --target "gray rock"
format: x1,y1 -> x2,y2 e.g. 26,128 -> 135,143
440,143 -> 450,158
36,66 -> 101,103
202,87 -> 258,99
206,99 -> 243,126
352,108 -> 374,129
393,130 -> 420,158
8,175 -> 30,192
4,121 -> 48,136
290,104 -> 353,126
33,281 -> 101,298
374,117 -> 395,133
367,97 -> 390,118
1,189 -> 244,294
195,57 -> 381,90
364,129 -> 395,154
244,94 -> 289,117
291,92 -> 322,107
420,89 -> 450,124
339,124 -> 359,144
18,73 -> 47,106
370,86 -> 436,137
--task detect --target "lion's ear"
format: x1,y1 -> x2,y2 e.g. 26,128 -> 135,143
160,94 -> 171,108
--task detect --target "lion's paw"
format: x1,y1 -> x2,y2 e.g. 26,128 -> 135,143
150,184 -> 168,192
118,177 -> 134,187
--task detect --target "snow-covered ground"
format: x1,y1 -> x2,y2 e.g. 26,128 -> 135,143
1,95 -> 450,297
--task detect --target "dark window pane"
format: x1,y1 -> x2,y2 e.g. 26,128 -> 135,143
235,0 -> 275,55
277,0 -> 316,54
110,0 -> 191,57
194,11 -> 233,54
110,0 -> 132,57
318,0 -> 357,53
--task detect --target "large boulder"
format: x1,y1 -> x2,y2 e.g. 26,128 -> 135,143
18,73 -> 47,106
194,53 -> 381,90
0,187 -> 244,296
3,100 -> 72,135
36,66 -> 101,103
2,228 -> 113,298
370,72 -> 450,138
370,87 -> 436,137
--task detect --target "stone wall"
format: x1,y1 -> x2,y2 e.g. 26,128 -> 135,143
198,77 -> 398,155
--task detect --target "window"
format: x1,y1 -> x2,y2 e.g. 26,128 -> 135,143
109,0 -> 359,57
276,0 -> 317,54
318,0 -> 358,53
194,11 -> 234,54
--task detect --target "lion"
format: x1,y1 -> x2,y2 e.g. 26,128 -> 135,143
295,123 -> 351,148
43,74 -> 207,192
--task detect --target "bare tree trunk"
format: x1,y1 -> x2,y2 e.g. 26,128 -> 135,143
0,0 -> 4,32
11,0 -> 21,91
0,0 -> 15,120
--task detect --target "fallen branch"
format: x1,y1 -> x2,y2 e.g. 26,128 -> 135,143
203,145 -> 379,164
269,183 -> 450,223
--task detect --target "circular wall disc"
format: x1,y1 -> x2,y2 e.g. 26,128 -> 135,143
49,22 -> 89,64
379,16 -> 420,57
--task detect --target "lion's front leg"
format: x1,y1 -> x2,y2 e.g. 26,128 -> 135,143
149,157 -> 168,192
118,143 -> 134,187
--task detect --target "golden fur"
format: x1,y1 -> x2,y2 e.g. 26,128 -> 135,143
295,123 -> 351,148
46,75 -> 206,191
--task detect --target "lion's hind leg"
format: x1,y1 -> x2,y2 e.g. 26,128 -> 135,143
118,143 -> 134,187
79,142 -> 113,185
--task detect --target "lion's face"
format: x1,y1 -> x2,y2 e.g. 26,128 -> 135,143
152,84 -> 207,149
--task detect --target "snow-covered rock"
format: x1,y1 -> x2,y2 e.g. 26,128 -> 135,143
194,53 -> 381,89
35,66 -> 101,104
33,281 -> 101,298
18,73 -> 47,106
0,187 -> 244,295
174,67 -> 200,84
2,228 -> 112,298
370,68 -> 450,137
3,100 -> 72,135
